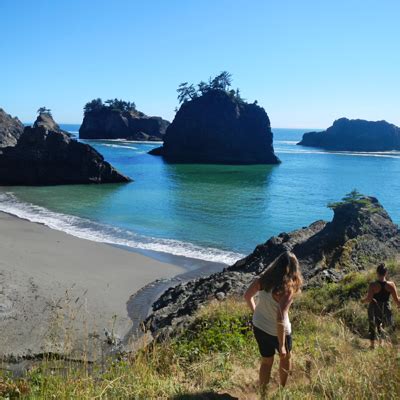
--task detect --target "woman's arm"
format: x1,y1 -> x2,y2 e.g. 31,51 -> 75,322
388,282 -> 400,308
361,283 -> 376,304
277,292 -> 293,357
243,278 -> 260,312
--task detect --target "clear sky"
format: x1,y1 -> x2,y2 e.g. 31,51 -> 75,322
1,0 -> 399,128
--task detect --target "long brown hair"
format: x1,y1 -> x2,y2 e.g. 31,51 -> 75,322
259,251 -> 303,294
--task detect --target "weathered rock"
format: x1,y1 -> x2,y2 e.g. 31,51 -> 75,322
298,118 -> 400,151
149,90 -> 280,164
0,108 -> 24,147
0,126 -> 131,185
33,112 -> 71,136
79,109 -> 169,141
146,195 -> 400,336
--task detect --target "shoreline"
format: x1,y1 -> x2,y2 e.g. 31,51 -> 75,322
0,211 -> 226,362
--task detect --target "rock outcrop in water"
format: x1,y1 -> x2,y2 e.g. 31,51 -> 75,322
149,89 -> 280,164
0,108 -> 24,147
0,126 -> 131,185
79,100 -> 169,141
33,112 -> 71,136
298,118 -> 400,151
145,193 -> 400,336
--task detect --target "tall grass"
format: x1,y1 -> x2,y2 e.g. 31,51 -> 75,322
1,264 -> 399,399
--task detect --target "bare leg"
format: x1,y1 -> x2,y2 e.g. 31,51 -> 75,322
279,352 -> 291,387
259,356 -> 274,394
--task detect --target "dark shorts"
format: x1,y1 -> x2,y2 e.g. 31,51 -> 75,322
253,325 -> 292,358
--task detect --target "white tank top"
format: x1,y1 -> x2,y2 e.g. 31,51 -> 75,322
252,290 -> 292,336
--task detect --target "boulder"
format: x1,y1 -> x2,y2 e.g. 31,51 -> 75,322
298,118 -> 400,151
0,108 -> 24,148
148,90 -> 280,164
145,195 -> 400,336
0,126 -> 131,185
79,109 -> 169,141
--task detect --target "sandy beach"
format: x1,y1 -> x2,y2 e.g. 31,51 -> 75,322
0,211 -> 187,360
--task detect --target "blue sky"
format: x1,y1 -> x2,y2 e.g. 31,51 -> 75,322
1,0 -> 399,128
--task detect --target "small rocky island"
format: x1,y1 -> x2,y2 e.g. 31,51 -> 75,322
149,72 -> 280,164
0,107 -> 24,147
298,118 -> 400,151
0,112 -> 131,185
145,192 -> 400,336
79,98 -> 169,141
34,107 -> 72,136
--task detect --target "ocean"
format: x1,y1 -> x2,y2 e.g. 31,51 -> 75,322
1,126 -> 399,265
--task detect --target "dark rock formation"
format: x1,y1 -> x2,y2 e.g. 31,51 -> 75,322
0,108 -> 24,147
33,112 -> 71,136
298,118 -> 400,151
79,109 -> 169,141
146,195 -> 400,336
0,126 -> 131,185
148,90 -> 280,164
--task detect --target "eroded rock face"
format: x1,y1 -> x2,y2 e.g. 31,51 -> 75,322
149,90 -> 280,164
146,196 -> 400,336
0,108 -> 24,147
33,113 -> 71,136
79,109 -> 169,141
0,126 -> 131,185
298,118 -> 400,151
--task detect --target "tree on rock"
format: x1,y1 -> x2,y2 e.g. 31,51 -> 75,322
37,107 -> 52,116
177,71 -> 244,104
177,83 -> 198,104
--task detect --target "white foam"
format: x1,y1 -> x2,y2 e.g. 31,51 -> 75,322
100,143 -> 138,150
275,148 -> 400,159
0,193 -> 243,265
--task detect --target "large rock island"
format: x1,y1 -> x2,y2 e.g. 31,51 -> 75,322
0,107 -> 24,147
298,118 -> 400,151
145,192 -> 400,336
0,124 -> 131,185
149,72 -> 280,164
79,98 -> 169,141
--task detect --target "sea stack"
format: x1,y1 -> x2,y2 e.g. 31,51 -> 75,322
0,108 -> 24,147
33,111 -> 71,136
79,98 -> 169,141
0,125 -> 131,185
149,73 -> 280,164
298,118 -> 400,151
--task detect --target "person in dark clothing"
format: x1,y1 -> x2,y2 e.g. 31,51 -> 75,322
362,263 -> 400,349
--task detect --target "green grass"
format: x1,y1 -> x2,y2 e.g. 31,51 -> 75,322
1,262 -> 400,399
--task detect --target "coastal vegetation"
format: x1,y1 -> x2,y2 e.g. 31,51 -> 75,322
0,263 -> 399,399
176,71 -> 246,104
83,98 -> 137,114
36,107 -> 52,116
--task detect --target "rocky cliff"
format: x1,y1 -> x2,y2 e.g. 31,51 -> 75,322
0,108 -> 24,147
298,118 -> 400,151
149,90 -> 280,164
79,109 -> 169,141
33,112 -> 71,136
0,126 -> 131,185
145,194 -> 400,336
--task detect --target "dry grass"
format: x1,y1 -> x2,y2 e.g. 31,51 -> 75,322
1,264 -> 400,399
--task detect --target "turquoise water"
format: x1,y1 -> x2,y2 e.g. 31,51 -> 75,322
1,126 -> 399,264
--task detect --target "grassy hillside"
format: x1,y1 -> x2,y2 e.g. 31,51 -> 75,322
1,262 -> 399,399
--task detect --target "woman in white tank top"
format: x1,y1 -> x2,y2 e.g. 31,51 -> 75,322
244,251 -> 303,393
